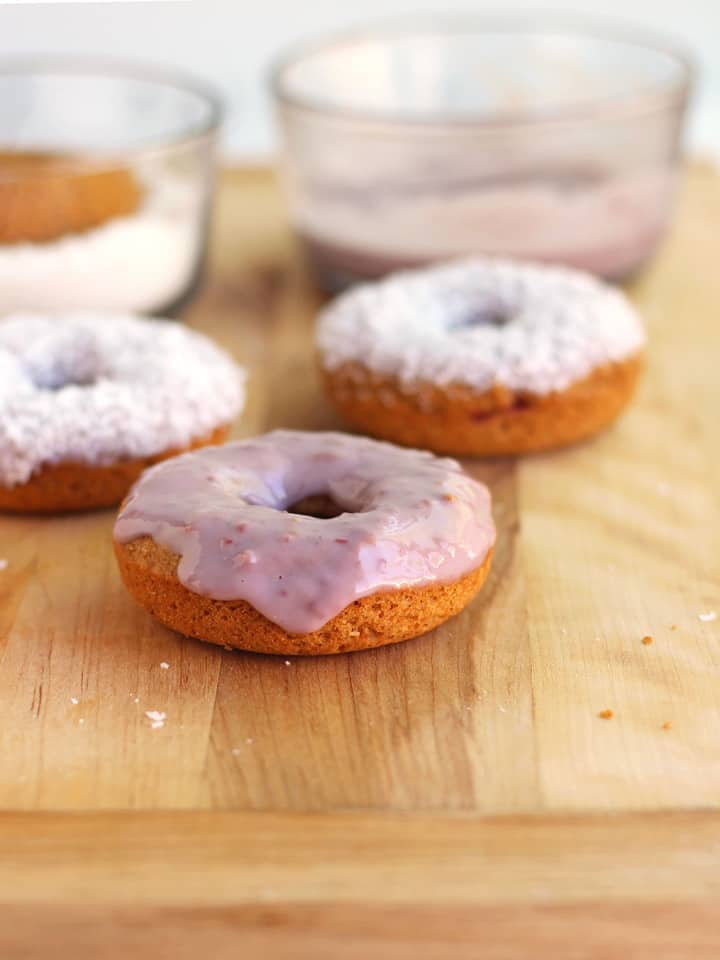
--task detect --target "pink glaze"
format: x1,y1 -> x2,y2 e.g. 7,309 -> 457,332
114,430 -> 495,634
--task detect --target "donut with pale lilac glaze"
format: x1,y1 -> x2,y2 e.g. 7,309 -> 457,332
113,430 -> 496,655
0,313 -> 245,513
316,258 -> 646,456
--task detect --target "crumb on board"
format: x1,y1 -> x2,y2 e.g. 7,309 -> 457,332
145,709 -> 166,730
598,709 -> 614,720
231,747 -> 242,756
78,718 -> 85,725
0,559 -> 7,571
284,660 -> 291,666
160,662 -> 170,670
245,737 -> 253,744
699,611 -> 717,623
70,697 -> 79,705
671,624 -> 678,631
642,635 -> 653,645
662,722 -> 673,731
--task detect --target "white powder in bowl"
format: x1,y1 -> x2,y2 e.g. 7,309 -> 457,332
0,174 -> 201,315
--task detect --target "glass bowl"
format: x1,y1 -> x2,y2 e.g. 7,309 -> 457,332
271,16 -> 693,290
0,58 -> 222,315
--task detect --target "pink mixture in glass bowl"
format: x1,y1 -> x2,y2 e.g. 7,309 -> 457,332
271,16 -> 693,290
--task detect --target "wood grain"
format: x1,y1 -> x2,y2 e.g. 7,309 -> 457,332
2,811 -> 720,958
0,163 -> 718,823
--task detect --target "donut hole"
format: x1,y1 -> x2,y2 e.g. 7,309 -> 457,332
22,328 -> 106,391
40,371 -> 99,391
449,303 -> 511,331
287,493 -> 346,519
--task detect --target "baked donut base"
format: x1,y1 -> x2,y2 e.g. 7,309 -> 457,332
114,536 -> 494,656
0,425 -> 229,514
0,152 -> 141,245
321,355 -> 643,456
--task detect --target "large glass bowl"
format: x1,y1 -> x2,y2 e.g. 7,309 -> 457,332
0,58 -> 222,315
271,17 -> 693,290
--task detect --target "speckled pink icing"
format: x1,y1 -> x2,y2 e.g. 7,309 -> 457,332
114,430 -> 495,634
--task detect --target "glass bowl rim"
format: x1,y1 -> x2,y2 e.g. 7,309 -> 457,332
269,12 -> 695,130
0,54 -> 223,172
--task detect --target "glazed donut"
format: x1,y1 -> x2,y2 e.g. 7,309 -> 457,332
113,430 -> 495,656
0,151 -> 141,245
0,313 -> 244,513
317,259 -> 646,456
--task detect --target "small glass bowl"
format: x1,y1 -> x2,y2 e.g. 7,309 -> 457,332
271,17 -> 693,290
0,58 -> 222,315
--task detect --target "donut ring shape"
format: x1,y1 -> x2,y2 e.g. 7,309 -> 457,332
0,313 -> 245,512
317,259 -> 646,456
113,430 -> 496,655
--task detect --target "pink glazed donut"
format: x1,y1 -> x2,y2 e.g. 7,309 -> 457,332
113,430 -> 496,655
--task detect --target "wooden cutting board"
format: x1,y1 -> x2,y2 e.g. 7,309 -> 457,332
1,165 -> 719,958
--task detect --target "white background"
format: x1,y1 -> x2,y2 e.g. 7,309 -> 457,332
0,0 -> 718,158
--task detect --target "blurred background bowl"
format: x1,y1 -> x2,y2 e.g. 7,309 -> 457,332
0,58 -> 222,315
271,15 -> 693,291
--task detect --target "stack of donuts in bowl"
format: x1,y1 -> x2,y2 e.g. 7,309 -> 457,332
0,252 -> 645,657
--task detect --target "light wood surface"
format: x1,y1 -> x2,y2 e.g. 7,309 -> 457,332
0,165 -> 719,956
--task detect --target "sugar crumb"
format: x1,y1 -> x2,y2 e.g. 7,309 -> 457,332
245,737 -> 253,744
598,709 -> 614,720
699,611 -> 717,623
284,660 -> 291,666
231,747 -> 242,756
70,696 -> 79,705
145,709 -> 167,730
642,635 -> 653,646
159,662 -> 170,670
78,718 -> 85,725
0,559 -> 7,571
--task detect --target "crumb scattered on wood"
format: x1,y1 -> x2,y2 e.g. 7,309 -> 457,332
598,709 -> 614,720
642,635 -> 653,645
699,611 -> 717,623
145,709 -> 166,730
662,722 -> 673,731
671,624 -> 678,631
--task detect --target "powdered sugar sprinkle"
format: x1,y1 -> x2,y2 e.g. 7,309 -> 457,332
0,313 -> 245,486
317,258 -> 645,395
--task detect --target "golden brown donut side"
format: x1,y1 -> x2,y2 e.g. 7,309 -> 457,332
321,354 -> 643,456
0,151 -> 141,245
114,536 -> 494,656
0,425 -> 229,514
